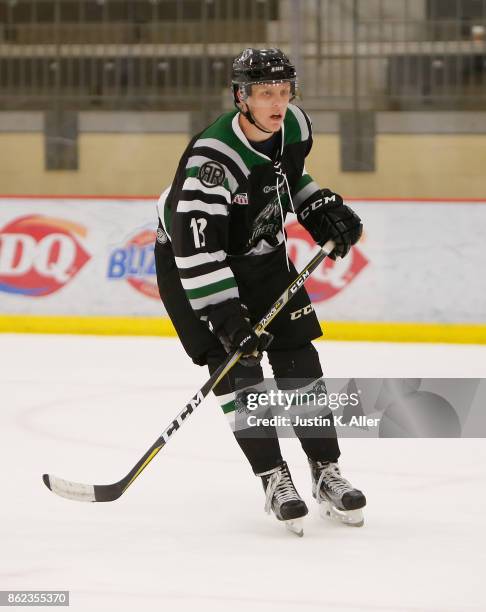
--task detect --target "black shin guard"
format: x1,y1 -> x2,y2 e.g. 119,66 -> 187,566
207,348 -> 283,474
267,344 -> 341,463
234,434 -> 284,475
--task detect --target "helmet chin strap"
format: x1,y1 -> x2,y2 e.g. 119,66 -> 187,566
240,101 -> 274,135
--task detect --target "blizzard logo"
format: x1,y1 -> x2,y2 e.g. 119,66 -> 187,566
0,215 -> 90,297
107,226 -> 159,299
233,193 -> 249,205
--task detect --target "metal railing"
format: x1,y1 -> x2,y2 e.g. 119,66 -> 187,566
0,0 -> 485,112
300,0 -> 486,111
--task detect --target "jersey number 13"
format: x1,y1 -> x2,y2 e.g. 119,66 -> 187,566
190,217 -> 207,249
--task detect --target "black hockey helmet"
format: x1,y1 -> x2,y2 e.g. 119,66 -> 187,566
231,48 -> 297,103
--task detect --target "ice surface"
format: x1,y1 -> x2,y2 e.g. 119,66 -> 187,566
1,334 -> 485,612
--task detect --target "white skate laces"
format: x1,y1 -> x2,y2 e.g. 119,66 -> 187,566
256,461 -> 365,534
311,460 -> 366,527
256,463 -> 308,536
263,466 -> 299,514
314,461 -> 354,502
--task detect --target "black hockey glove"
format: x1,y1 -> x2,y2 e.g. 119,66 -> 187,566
207,299 -> 273,367
297,189 -> 363,260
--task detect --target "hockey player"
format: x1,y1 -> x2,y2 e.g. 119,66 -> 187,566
155,48 -> 366,535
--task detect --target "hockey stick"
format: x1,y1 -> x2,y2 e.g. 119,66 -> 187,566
42,240 -> 335,503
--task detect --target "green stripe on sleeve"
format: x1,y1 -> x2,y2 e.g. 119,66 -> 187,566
185,276 -> 238,300
284,107 -> 302,144
294,173 -> 314,193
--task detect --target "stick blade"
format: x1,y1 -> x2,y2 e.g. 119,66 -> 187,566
43,474 -> 96,502
43,473 -> 124,503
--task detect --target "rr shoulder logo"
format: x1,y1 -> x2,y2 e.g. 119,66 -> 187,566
107,226 -> 159,299
286,220 -> 368,302
0,215 -> 90,297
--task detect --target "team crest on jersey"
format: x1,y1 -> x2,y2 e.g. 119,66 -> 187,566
233,193 -> 249,205
247,194 -> 285,249
198,161 -> 225,188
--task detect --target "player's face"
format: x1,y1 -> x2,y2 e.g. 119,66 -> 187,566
246,82 -> 292,132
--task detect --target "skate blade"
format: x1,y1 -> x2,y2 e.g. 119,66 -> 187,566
285,518 -> 304,537
319,501 -> 364,527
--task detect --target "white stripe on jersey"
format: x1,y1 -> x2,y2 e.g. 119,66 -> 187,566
215,391 -> 236,406
175,250 -> 226,269
180,267 -> 235,291
293,180 -> 320,209
288,104 -> 310,141
182,176 -> 231,202
178,199 -> 228,216
193,138 -> 250,179
189,286 -> 239,311
156,185 -> 171,229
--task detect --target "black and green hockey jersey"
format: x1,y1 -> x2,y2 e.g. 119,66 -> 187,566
157,103 -> 321,317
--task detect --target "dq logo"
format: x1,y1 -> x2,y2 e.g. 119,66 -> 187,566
107,227 -> 159,299
0,215 -> 90,297
286,220 -> 368,302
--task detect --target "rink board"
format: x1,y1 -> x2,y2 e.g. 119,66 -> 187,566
0,314 -> 485,345
0,196 -> 485,342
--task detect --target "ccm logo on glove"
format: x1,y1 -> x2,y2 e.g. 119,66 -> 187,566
298,192 -> 337,220
297,189 -> 362,260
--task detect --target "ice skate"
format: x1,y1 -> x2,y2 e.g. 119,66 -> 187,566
309,460 -> 366,527
257,462 -> 308,536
